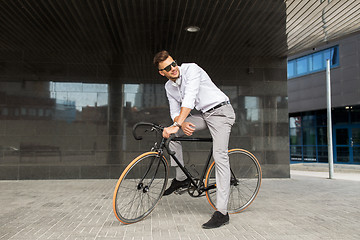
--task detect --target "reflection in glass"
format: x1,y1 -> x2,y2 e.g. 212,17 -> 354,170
354,147 -> 360,163
124,84 -> 140,108
303,146 -> 316,162
317,127 -> 327,145
290,146 -> 302,161
302,115 -> 315,127
303,127 -> 316,145
49,82 -> 108,122
289,116 -> 301,128
123,84 -> 167,111
336,147 -> 349,163
352,128 -> 360,145
350,107 -> 360,123
316,111 -> 327,126
50,82 -> 108,111
336,129 -> 349,145
245,96 -> 259,122
317,146 -> 328,163
0,79 -> 290,178
289,128 -> 301,145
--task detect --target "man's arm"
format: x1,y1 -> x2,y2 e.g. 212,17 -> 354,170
162,107 -> 195,138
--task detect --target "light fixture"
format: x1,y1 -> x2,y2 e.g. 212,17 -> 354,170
185,26 -> 200,33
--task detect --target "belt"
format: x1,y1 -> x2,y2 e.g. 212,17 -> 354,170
206,101 -> 230,112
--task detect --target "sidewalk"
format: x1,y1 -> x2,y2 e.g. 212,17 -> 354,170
290,162 -> 360,181
0,164 -> 359,240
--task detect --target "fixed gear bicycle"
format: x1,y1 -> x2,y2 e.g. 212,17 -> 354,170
113,122 -> 262,224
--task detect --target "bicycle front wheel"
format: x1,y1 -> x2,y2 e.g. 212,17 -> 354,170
205,149 -> 262,213
113,152 -> 168,224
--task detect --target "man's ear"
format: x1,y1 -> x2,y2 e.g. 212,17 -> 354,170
159,70 -> 165,76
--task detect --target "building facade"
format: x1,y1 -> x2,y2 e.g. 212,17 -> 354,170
288,32 -> 360,164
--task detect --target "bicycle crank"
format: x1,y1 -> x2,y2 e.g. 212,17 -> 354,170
187,179 -> 204,197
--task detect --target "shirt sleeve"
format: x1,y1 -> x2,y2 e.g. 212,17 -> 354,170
165,86 -> 181,121
181,64 -> 201,109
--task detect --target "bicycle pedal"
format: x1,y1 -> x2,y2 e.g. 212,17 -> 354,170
174,187 -> 188,195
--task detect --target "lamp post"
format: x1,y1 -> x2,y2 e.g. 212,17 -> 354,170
326,59 -> 334,179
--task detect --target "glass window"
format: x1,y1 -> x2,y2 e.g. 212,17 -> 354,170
352,128 -> 360,145
323,49 -> 331,62
296,57 -> 308,75
350,107 -> 360,123
21,107 -> 27,116
336,128 -> 349,145
303,146 -> 316,161
290,128 -> 302,145
45,109 -> 52,117
336,147 -> 349,163
245,96 -> 259,122
1,108 -> 8,116
302,114 -> 315,127
287,45 -> 339,79
289,116 -> 301,128
28,108 -> 36,116
316,111 -> 327,126
353,147 -> 360,163
303,127 -> 316,145
317,127 -> 327,145
312,52 -> 323,71
290,146 -> 302,161
287,61 -> 295,78
317,146 -> 328,163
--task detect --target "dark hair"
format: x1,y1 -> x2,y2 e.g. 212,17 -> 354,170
153,50 -> 170,69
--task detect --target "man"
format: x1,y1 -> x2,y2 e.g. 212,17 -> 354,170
153,50 -> 235,229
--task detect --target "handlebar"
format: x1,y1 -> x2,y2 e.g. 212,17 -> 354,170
132,121 -> 175,155
132,122 -> 212,156
132,122 -> 164,140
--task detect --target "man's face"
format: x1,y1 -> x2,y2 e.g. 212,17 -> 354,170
158,56 -> 179,81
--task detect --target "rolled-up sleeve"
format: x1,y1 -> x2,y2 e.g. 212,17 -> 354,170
181,64 -> 201,109
166,89 -> 181,121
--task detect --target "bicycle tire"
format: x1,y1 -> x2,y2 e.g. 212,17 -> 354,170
113,152 -> 168,224
205,149 -> 262,213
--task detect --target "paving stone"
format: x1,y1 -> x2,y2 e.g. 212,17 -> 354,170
0,171 -> 359,240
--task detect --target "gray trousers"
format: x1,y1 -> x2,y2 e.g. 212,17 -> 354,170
169,104 -> 235,213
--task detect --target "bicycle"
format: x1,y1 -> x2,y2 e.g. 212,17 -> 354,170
113,122 -> 262,224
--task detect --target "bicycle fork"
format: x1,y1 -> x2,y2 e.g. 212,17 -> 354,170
137,154 -> 162,193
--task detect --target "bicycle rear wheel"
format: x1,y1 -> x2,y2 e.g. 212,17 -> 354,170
113,152 -> 168,224
205,149 -> 262,213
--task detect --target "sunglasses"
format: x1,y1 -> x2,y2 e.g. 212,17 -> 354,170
159,60 -> 177,72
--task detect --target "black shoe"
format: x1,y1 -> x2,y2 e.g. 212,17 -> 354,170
202,211 -> 229,229
163,178 -> 191,196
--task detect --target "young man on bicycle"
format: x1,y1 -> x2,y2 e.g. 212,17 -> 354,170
153,50 -> 236,229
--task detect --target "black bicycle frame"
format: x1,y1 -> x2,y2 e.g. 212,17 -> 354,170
167,137 -> 215,191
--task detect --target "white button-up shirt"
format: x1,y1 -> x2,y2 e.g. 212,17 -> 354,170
165,63 -> 229,120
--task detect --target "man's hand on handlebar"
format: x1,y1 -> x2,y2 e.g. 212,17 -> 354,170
163,126 -> 179,139
162,122 -> 196,138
